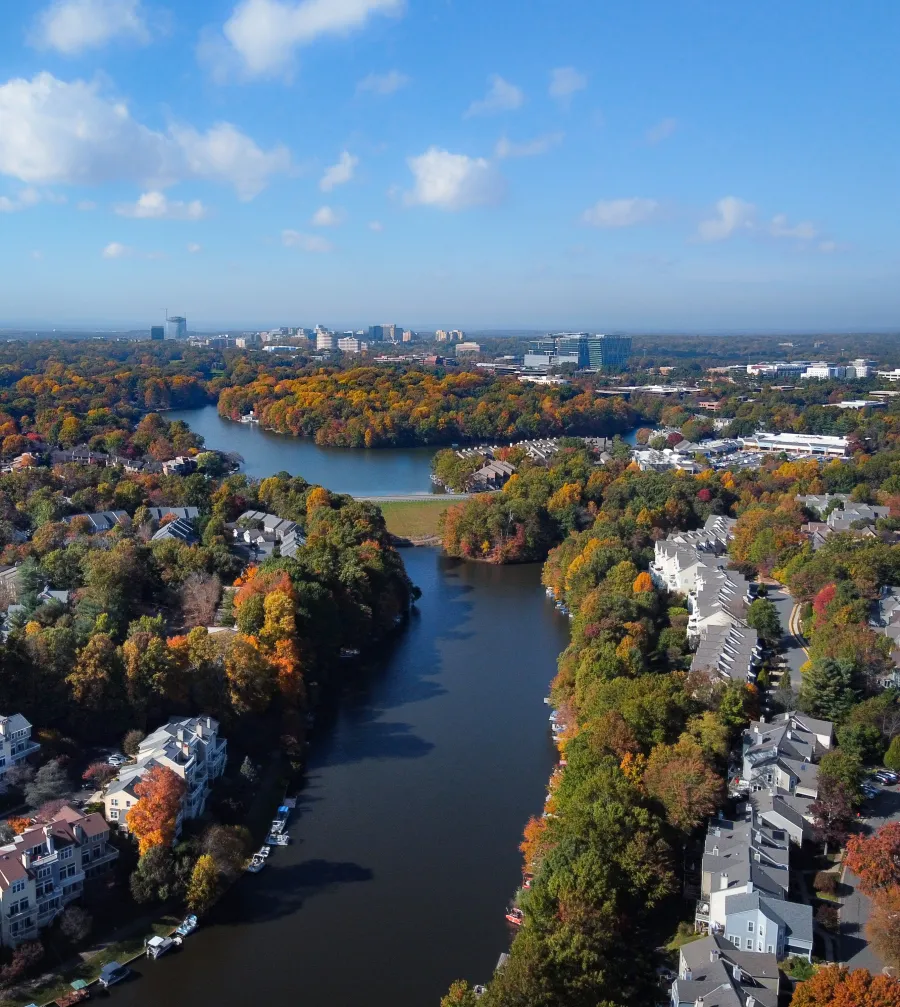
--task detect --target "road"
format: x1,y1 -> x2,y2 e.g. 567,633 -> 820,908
768,586 -> 808,692
840,784 -> 900,972
355,493 -> 472,502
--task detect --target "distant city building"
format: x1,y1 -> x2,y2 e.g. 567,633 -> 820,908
368,325 -> 384,342
802,363 -> 846,380
454,341 -> 481,354
435,329 -> 465,342
849,358 -> 875,378
165,315 -> 187,340
524,333 -> 631,371
338,336 -> 364,353
316,331 -> 336,351
746,361 -> 805,378
878,369 -> 900,382
150,325 -> 164,341
401,330 -> 415,343
738,432 -> 849,457
235,334 -> 261,349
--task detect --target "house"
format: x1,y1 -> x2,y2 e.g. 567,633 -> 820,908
144,507 -> 200,522
63,510 -> 129,533
0,805 -> 117,947
230,511 -> 305,558
104,716 -> 226,833
151,517 -> 198,544
740,713 -> 833,796
37,587 -> 70,607
671,935 -> 780,1007
0,715 -> 40,788
795,493 -> 849,518
826,502 -> 889,531
469,460 -> 516,491
872,587 -> 900,688
749,790 -> 816,847
721,891 -> 813,961
161,456 -> 197,476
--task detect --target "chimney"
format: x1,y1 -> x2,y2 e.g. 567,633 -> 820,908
684,967 -> 693,981
720,872 -> 729,889
733,963 -> 743,981
695,998 -> 704,1007
0,717 -> 7,738
710,949 -> 720,963
746,999 -> 756,1007
759,714 -> 766,724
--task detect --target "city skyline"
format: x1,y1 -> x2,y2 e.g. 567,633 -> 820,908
1,1 -> 899,330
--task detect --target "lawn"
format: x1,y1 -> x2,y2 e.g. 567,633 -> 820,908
377,500 -> 450,540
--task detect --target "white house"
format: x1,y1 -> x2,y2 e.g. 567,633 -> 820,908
0,714 -> 40,788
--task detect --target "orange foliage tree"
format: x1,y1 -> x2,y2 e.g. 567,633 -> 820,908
125,765 -> 186,855
845,822 -> 900,897
790,965 -> 900,1007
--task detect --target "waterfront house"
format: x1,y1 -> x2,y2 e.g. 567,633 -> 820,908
0,805 -> 117,947
0,714 -> 40,789
63,510 -> 129,534
671,935 -> 780,1007
104,716 -> 226,834
721,891 -> 813,960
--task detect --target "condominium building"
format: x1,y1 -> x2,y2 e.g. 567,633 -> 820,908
0,715 -> 40,788
0,805 -> 117,947
316,330 -> 336,351
104,716 -> 226,834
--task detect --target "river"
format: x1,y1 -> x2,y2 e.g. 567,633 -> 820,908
168,404 -> 640,494
113,548 -> 569,1007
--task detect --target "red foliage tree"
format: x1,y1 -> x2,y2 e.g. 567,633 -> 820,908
845,822 -> 900,897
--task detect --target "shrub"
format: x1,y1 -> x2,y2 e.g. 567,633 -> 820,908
814,871 -> 839,896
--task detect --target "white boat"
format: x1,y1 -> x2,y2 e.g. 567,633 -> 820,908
247,854 -> 266,873
266,833 -> 290,846
256,845 -> 271,857
269,819 -> 285,834
146,934 -> 182,959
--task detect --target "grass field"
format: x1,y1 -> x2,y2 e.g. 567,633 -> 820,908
377,499 -> 451,539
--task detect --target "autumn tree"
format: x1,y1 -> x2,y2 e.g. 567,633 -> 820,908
440,980 -> 480,1007
790,964 -> 900,1007
810,777 -> 855,853
125,765 -> 186,855
845,823 -> 900,897
223,635 -> 275,714
66,632 -> 123,713
867,885 -> 900,968
643,740 -> 724,831
82,762 -> 118,789
187,853 -> 219,915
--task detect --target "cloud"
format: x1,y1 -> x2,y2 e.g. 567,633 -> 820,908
0,72 -> 290,199
464,75 -> 524,117
102,241 -> 131,258
203,0 -> 404,80
32,0 -> 150,54
319,150 -> 357,191
818,240 -> 840,253
697,196 -> 756,241
356,70 -> 409,95
116,190 -> 208,219
494,132 -> 563,159
76,199 -> 96,210
31,250 -> 43,260
768,213 -> 817,240
582,197 -> 659,228
282,229 -> 333,252
311,204 -> 343,226
187,242 -> 202,253
405,146 -> 504,211
368,220 -> 383,231
549,67 -> 586,101
0,187 -> 42,213
646,117 -> 677,144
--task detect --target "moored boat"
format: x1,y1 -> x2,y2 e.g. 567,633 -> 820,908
247,853 -> 266,872
146,934 -> 182,959
266,832 -> 290,846
174,914 -> 198,937
505,908 -> 524,926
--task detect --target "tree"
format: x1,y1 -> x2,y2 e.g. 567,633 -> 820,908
867,885 -> 900,968
202,824 -> 250,879
58,905 -> 92,943
122,729 -> 144,756
67,631 -> 122,713
810,777 -> 856,853
790,964 -> 900,1007
643,740 -> 724,831
6,817 -> 30,835
3,763 -> 35,792
819,749 -> 864,801
82,762 -> 117,789
125,765 -> 186,855
845,823 -> 900,896
186,853 -> 219,915
799,657 -> 860,722
238,756 -> 258,786
24,760 -> 68,808
0,939 -> 44,987
886,735 -> 900,772
440,980 -> 480,1007
180,572 -> 221,628
746,598 -> 782,643
837,722 -> 884,765
130,844 -> 180,903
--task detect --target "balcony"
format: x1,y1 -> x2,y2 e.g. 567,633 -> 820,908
9,741 -> 41,762
6,903 -> 31,919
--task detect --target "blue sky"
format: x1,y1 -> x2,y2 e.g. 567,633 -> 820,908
1,0 -> 899,331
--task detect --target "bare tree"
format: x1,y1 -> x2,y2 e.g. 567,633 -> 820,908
180,572 -> 222,629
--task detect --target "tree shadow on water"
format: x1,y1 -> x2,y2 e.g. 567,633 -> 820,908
318,720 -> 434,767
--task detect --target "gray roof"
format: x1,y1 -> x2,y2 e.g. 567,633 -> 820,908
63,510 -> 129,532
723,891 -> 813,946
703,813 -> 790,900
145,506 -> 200,521
151,516 -> 198,543
674,935 -> 779,1007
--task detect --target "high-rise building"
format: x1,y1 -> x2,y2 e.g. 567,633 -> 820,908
316,331 -> 336,351
585,334 -> 632,370
368,325 -> 384,342
401,330 -> 415,343
383,324 -> 398,343
523,333 -> 632,371
150,325 -> 164,341
165,315 -> 187,340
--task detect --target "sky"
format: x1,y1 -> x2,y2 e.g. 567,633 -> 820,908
1,0 -> 899,332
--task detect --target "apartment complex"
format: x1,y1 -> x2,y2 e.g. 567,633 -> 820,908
104,716 -> 227,833
0,806 -> 117,947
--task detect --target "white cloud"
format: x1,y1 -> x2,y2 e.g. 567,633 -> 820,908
76,199 -> 96,210
31,250 -> 43,260
768,213 -> 817,240
311,204 -> 343,226
116,190 -> 208,219
32,0 -> 150,54
549,67 -> 586,100
0,187 -> 42,213
646,117 -> 677,144
102,241 -> 131,258
319,150 -> 357,191
204,0 -> 404,80
818,240 -> 839,253
697,196 -> 756,241
187,242 -> 202,253
356,70 -> 409,95
494,132 -> 563,159
368,220 -> 383,231
464,75 -> 524,117
582,197 -> 659,228
0,73 -> 290,199
282,229 -> 333,252
405,147 -> 504,211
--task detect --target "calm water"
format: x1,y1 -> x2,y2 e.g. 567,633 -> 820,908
168,405 -> 440,495
113,549 -> 568,1007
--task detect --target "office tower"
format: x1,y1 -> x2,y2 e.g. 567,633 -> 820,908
165,315 -> 187,340
586,334 -> 632,369
150,326 -> 164,341
368,325 -> 384,341
316,331 -> 336,350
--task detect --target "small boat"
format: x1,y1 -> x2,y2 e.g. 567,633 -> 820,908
551,723 -> 566,734
98,963 -> 130,988
174,914 -> 198,938
256,845 -> 271,858
146,934 -> 182,959
247,854 -> 266,873
505,908 -> 524,926
266,833 -> 290,846
473,985 -> 487,997
542,696 -> 551,705
523,873 -> 534,889
269,819 -> 285,834
549,710 -> 560,722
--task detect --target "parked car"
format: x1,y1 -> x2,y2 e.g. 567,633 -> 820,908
106,753 -> 127,767
873,770 -> 898,785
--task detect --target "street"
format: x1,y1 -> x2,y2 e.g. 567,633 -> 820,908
768,586 -> 807,692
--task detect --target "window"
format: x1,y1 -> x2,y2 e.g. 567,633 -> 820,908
767,945 -> 774,953
731,936 -> 740,947
11,879 -> 25,894
109,810 -> 119,820
747,922 -> 754,933
746,939 -> 753,950
110,799 -> 119,807
60,847 -> 72,861
37,867 -> 51,879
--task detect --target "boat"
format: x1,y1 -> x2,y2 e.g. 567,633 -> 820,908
174,914 -> 198,937
98,962 -> 130,988
55,980 -> 90,1006
473,985 -> 487,997
505,908 -> 524,926
266,832 -> 290,846
256,845 -> 271,857
146,934 -> 182,959
269,819 -> 285,834
523,873 -> 534,889
247,853 -> 266,873
542,696 -> 551,705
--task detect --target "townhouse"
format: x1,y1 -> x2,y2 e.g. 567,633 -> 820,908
0,806 -> 117,947
671,935 -> 780,1007
0,714 -> 40,789
871,586 -> 900,689
740,713 -> 833,796
104,716 -> 227,834
231,510 -> 306,559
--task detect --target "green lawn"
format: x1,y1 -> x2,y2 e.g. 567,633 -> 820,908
377,500 -> 450,539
